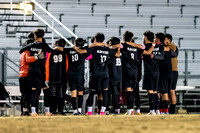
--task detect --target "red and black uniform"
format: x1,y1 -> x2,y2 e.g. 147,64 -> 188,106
46,49 -> 68,114
19,50 -> 36,110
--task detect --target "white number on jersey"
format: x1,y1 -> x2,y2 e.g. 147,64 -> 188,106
131,53 -> 135,60
53,54 -> 63,63
72,54 -> 79,62
101,55 -> 107,63
116,58 -> 121,66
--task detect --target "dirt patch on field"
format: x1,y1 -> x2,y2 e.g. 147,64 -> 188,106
0,114 -> 199,133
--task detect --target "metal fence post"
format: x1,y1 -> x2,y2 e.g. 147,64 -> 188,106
184,49 -> 188,86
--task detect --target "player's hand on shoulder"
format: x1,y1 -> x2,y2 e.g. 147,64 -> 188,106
37,51 -> 45,59
150,53 -> 154,58
45,81 -> 49,88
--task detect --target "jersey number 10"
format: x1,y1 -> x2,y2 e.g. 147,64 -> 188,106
72,54 -> 79,62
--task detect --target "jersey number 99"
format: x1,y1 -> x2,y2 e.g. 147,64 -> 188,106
53,54 -> 63,63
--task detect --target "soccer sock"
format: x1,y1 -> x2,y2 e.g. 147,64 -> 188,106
170,104 -> 176,114
128,109 -> 133,114
31,107 -> 36,113
148,93 -> 154,110
87,106 -> 92,112
115,109 -> 120,114
102,90 -> 109,107
159,98 -> 164,113
58,98 -> 64,113
23,108 -> 28,113
100,106 -> 106,113
45,107 -> 50,113
163,100 -> 169,113
112,94 -> 119,110
78,95 -> 83,109
154,93 -> 159,110
87,91 -> 95,107
71,97 -> 77,110
31,90 -> 37,107
127,91 -> 134,109
78,108 -> 82,113
43,89 -> 50,108
50,96 -> 57,113
97,99 -> 102,113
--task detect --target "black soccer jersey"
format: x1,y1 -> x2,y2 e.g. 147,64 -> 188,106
65,48 -> 87,75
121,43 -> 144,75
47,50 -> 66,83
109,49 -> 122,82
19,42 -> 52,73
87,46 -> 116,77
159,49 -> 172,72
143,43 -> 162,72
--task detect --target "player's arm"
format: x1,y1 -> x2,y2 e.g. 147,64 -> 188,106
142,44 -> 155,55
153,48 -> 165,60
73,46 -> 87,54
89,42 -> 108,48
115,48 -> 121,57
45,53 -> 51,87
25,51 -> 37,63
19,44 -> 32,54
66,54 -> 69,72
123,41 -> 144,49
171,47 -> 179,58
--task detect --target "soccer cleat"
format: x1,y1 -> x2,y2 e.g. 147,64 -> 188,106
147,111 -> 156,115
124,111 -> 134,115
136,112 -> 141,115
31,113 -> 39,117
100,112 -> 105,115
45,112 -> 52,116
156,110 -> 160,115
21,112 -> 30,116
87,112 -> 92,115
105,111 -> 109,115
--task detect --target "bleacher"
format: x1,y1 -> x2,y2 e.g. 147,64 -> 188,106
1,0 -> 199,86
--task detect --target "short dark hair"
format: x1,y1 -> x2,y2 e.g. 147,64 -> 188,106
123,31 -> 133,42
143,31 -> 154,42
155,32 -> 165,43
165,33 -> 173,42
56,38 -> 66,47
109,37 -> 120,46
94,33 -> 105,43
24,39 -> 34,46
75,38 -> 86,47
33,29 -> 44,38
91,37 -> 95,43
28,32 -> 34,40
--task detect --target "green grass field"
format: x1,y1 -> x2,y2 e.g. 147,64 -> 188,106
0,114 -> 199,133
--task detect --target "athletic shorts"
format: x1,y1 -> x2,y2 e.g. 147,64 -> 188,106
29,70 -> 45,89
142,72 -> 159,91
19,77 -> 31,94
171,71 -> 178,90
123,72 -> 138,89
90,75 -> 109,91
109,79 -> 121,95
49,83 -> 66,98
158,72 -> 172,94
68,74 -> 84,91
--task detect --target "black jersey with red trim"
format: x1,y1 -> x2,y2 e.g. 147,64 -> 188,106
19,42 -> 52,73
48,50 -> 66,83
121,43 -> 144,75
87,46 -> 115,77
65,48 -> 87,75
109,49 -> 122,82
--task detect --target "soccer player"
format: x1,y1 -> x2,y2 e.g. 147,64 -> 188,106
19,39 -> 43,116
19,29 -> 53,116
153,32 -> 170,115
121,31 -> 155,115
74,33 -> 120,115
45,39 -> 67,115
64,38 -> 87,115
165,34 -> 179,114
142,31 -> 163,115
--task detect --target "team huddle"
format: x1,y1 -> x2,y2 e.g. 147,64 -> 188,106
19,29 -> 178,116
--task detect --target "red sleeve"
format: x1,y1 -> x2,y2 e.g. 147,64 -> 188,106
66,54 -> 68,72
45,53 -> 51,81
25,51 -> 36,63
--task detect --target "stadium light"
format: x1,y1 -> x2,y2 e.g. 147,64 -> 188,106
19,1 -> 35,14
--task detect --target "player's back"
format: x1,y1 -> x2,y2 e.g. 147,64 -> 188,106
65,48 -> 86,75
48,50 -> 66,83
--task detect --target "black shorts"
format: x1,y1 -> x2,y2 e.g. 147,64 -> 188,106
90,75 -> 109,91
69,74 -> 84,91
158,72 -> 172,94
19,77 -> 31,94
123,72 -> 138,89
29,70 -> 45,89
142,72 -> 159,91
109,79 -> 121,95
49,83 -> 66,98
171,71 -> 178,90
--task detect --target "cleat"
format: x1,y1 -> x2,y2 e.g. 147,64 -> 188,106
105,111 -> 109,115
136,112 -> 141,115
45,112 -> 52,116
156,110 -> 160,115
21,112 -> 30,116
87,112 -> 92,115
147,111 -> 156,115
31,113 -> 39,117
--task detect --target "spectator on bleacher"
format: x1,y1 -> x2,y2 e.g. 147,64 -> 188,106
19,39 -> 44,116
165,34 -> 179,114
19,29 -> 52,116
